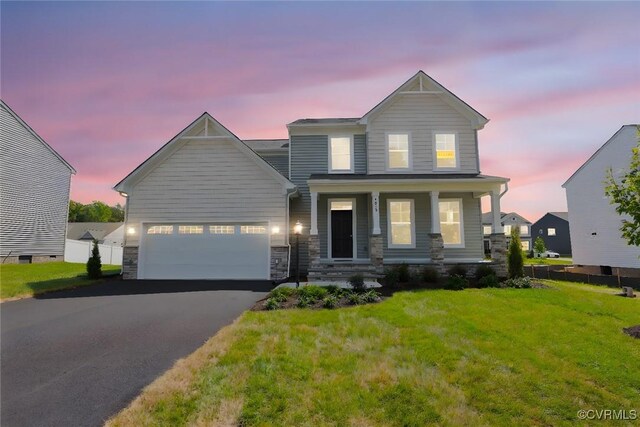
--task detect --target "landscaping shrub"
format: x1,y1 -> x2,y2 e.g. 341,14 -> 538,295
447,264 -> 467,278
322,294 -> 338,309
361,289 -> 381,303
383,268 -> 400,287
349,274 -> 366,292
475,264 -> 496,281
86,240 -> 102,279
324,285 -> 343,296
421,267 -> 440,284
269,286 -> 295,302
265,297 -> 280,310
508,228 -> 525,278
502,276 -> 532,289
445,275 -> 468,291
397,263 -> 410,282
478,274 -> 500,288
534,236 -> 546,257
296,295 -> 314,308
298,285 -> 327,301
346,291 -> 364,305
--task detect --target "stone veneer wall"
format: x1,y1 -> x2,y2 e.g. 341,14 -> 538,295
369,235 -> 383,274
270,246 -> 290,281
428,233 -> 445,274
489,233 -> 508,278
122,246 -> 139,280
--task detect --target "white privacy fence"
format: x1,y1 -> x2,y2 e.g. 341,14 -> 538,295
64,239 -> 123,265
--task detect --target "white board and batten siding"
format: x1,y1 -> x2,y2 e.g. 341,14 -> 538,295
563,125 -> 640,269
367,90 -> 479,175
0,101 -> 75,258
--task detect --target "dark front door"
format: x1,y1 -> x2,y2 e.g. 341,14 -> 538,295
331,210 -> 353,258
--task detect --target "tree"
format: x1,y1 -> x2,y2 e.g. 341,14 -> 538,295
508,227 -> 524,278
86,240 -> 102,279
68,200 -> 83,222
604,128 -> 640,248
534,236 -> 546,257
68,200 -> 125,222
110,203 -> 125,222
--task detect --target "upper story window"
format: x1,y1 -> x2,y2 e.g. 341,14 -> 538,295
547,228 -> 556,236
520,225 -> 529,235
328,136 -> 353,173
504,225 -> 512,235
434,133 -> 458,169
483,225 -> 492,235
439,199 -> 464,247
386,133 -> 411,170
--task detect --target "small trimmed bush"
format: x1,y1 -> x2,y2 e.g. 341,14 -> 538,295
383,268 -> 400,287
361,289 -> 381,303
296,295 -> 314,308
269,287 -> 295,302
508,228 -> 525,278
421,267 -> 440,284
448,265 -> 467,278
349,274 -> 366,292
324,285 -> 343,296
322,294 -> 338,309
298,285 -> 328,301
346,291 -> 364,305
265,298 -> 280,310
397,263 -> 410,282
478,274 -> 500,288
475,264 -> 496,281
445,275 -> 468,291
86,240 -> 102,279
502,276 -> 532,289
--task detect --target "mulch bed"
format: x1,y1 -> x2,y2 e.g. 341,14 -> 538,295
623,325 -> 640,339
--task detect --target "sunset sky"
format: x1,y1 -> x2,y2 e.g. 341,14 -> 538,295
2,1 -> 638,222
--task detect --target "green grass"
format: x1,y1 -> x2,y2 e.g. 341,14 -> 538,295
524,257 -> 572,265
109,281 -> 639,427
0,262 -> 120,299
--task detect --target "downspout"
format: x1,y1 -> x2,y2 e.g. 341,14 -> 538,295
283,187 -> 298,282
500,182 -> 509,198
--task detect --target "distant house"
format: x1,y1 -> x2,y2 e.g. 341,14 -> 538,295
531,212 -> 571,256
67,222 -> 124,246
0,100 -> 76,264
562,124 -> 640,275
482,211 -> 532,253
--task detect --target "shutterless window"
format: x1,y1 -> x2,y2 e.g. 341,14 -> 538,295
483,225 -> 492,235
387,133 -> 410,169
548,228 -> 556,236
521,241 -> 530,251
503,225 -> 512,235
147,225 -> 173,235
388,200 -> 413,246
178,225 -> 203,234
520,225 -> 529,235
210,225 -> 235,234
435,133 -> 457,168
439,200 -> 463,246
329,136 -> 352,172
241,225 -> 267,234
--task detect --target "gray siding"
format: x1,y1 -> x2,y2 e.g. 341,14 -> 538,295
354,134 -> 367,174
257,152 -> 289,178
0,104 -> 72,257
380,192 -> 483,261
318,193 -> 369,259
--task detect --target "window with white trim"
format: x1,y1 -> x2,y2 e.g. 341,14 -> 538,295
178,225 -> 203,234
387,133 -> 410,170
241,225 -> 267,234
435,133 -> 457,169
504,225 -> 512,235
521,241 -> 530,251
210,225 -> 235,234
388,200 -> 414,247
147,225 -> 173,235
439,200 -> 463,246
483,225 -> 492,235
548,228 -> 556,236
520,225 -> 529,235
329,136 -> 353,172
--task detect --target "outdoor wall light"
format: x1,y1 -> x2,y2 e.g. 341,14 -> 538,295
294,221 -> 303,235
271,226 -> 280,234
126,226 -> 136,235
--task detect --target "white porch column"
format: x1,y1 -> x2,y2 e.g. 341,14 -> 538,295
430,191 -> 441,234
310,191 -> 318,235
371,191 -> 381,235
491,189 -> 503,234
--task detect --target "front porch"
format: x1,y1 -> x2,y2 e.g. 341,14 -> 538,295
305,174 -> 510,280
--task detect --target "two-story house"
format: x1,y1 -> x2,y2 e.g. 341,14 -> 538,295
482,212 -> 532,254
115,71 -> 509,281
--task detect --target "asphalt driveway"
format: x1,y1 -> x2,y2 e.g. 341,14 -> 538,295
1,279 -> 271,427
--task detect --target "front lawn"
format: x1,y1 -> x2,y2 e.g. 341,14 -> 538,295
108,281 -> 639,426
524,257 -> 572,265
0,262 -> 120,300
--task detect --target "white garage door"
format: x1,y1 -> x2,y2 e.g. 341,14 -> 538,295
139,223 -> 270,280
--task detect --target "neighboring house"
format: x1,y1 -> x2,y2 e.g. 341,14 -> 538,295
0,100 -> 76,264
531,212 -> 571,256
67,222 -> 124,246
482,212 -> 532,253
562,124 -> 640,275
115,71 -> 510,281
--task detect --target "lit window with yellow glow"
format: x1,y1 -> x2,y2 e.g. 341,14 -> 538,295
178,225 -> 203,234
435,133 -> 457,169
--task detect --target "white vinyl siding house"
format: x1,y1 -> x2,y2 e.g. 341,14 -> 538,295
563,125 -> 640,270
0,100 -> 75,263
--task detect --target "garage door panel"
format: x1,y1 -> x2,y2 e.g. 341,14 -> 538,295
140,223 -> 270,280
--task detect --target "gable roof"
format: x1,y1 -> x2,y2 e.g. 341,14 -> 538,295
481,211 -> 531,225
1,99 -> 76,174
562,124 -> 639,188
243,139 -> 289,151
287,71 -> 488,129
548,212 -> 569,221
67,222 -> 123,241
114,113 -> 295,193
